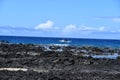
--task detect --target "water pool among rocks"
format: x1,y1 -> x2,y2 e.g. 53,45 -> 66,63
0,42 -> 120,80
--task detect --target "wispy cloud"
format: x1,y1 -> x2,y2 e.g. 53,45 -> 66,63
33,20 -> 119,35
96,16 -> 120,22
0,20 -> 120,39
112,17 -> 120,22
0,26 -> 36,36
29,18 -> 120,34
80,25 -> 105,31
62,24 -> 77,34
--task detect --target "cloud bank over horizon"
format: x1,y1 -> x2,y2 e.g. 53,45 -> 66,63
0,20 -> 120,39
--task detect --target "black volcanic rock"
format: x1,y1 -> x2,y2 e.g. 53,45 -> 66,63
0,43 -> 120,80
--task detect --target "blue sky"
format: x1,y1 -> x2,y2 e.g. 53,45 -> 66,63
0,0 -> 120,39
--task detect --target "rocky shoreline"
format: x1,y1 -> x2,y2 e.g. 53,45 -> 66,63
0,41 -> 120,80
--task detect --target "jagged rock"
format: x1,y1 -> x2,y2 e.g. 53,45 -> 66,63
0,43 -> 120,80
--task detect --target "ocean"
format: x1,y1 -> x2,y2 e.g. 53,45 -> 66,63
0,35 -> 120,48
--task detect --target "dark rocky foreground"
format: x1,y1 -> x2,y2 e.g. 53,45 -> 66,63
0,42 -> 120,80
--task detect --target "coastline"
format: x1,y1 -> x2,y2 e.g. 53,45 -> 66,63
0,41 -> 120,80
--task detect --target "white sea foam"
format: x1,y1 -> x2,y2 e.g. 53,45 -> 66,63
49,44 -> 69,46
41,44 -> 69,52
0,68 -> 28,71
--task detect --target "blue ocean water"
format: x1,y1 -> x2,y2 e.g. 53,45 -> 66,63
0,35 -> 120,48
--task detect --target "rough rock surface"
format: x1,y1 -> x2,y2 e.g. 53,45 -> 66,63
0,42 -> 120,80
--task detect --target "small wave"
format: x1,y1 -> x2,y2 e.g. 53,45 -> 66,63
49,44 -> 69,46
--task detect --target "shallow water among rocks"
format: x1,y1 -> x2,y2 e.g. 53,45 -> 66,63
84,53 -> 120,59
0,42 -> 120,80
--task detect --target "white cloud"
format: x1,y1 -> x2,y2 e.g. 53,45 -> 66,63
99,27 -> 105,31
1,23 -> 120,39
34,20 -> 105,33
96,17 -> 120,22
80,25 -> 105,32
61,24 -> 105,36
35,20 -> 54,30
118,30 -> 120,32
80,26 -> 96,31
112,18 -> 120,22
62,25 -> 77,33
